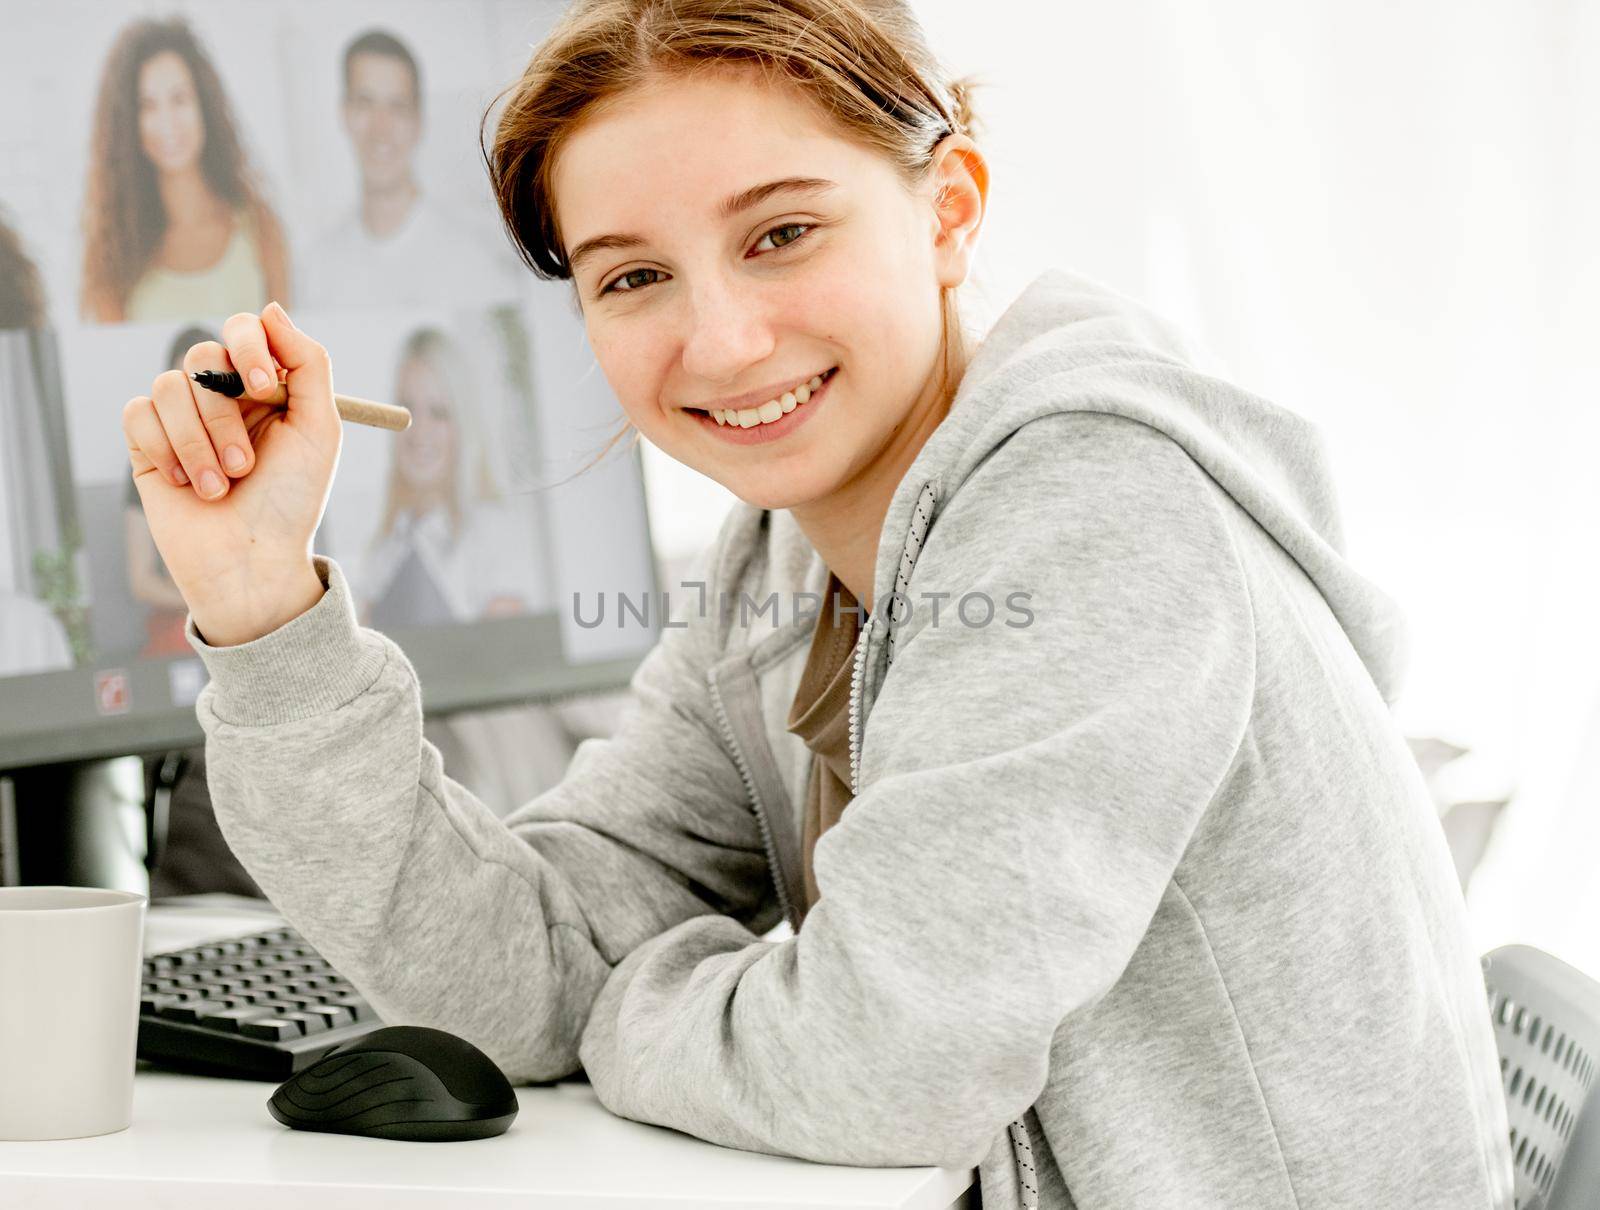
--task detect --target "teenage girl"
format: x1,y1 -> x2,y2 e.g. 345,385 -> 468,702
119,3 -> 1513,1207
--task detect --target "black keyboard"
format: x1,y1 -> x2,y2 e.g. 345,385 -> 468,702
138,924 -> 384,1081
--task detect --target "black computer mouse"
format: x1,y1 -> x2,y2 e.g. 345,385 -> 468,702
267,1025 -> 519,1141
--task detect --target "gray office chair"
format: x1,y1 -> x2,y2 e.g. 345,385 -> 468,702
1482,945 -> 1600,1209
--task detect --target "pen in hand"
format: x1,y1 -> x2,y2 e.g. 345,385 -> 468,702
191,368 -> 412,432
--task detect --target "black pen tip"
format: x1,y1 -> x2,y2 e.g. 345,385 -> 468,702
192,368 -> 246,397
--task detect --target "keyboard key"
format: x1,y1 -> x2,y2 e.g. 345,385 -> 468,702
200,1006 -> 273,1033
141,994 -> 182,1014
240,1018 -> 300,1041
154,1003 -> 199,1022
280,1011 -> 329,1035
307,1005 -> 355,1030
332,995 -> 375,1022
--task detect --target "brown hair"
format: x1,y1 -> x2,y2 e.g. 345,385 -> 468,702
80,16 -> 280,321
0,211 -> 47,330
481,0 -> 983,469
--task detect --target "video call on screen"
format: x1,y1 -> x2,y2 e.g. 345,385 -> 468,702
0,1 -> 657,691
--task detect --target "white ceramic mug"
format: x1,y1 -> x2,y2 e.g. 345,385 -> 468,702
0,886 -> 147,1140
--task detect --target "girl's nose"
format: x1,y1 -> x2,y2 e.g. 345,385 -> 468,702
680,282 -> 775,383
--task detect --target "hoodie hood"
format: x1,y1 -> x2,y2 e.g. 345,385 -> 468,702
872,266 -> 1411,704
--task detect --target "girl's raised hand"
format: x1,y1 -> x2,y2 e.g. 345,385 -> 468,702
121,303 -> 342,645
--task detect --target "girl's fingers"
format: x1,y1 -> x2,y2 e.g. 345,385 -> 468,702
182,340 -> 257,478
259,302 -> 338,441
150,368 -> 231,501
122,395 -> 188,487
221,310 -> 280,400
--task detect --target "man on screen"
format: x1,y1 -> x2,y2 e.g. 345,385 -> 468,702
301,29 -> 518,309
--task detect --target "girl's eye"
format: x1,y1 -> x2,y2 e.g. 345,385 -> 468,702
752,222 -> 810,253
598,222 -> 816,297
602,267 -> 666,297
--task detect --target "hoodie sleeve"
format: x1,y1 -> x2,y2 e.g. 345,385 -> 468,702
186,516 -> 777,1083
574,411 -> 1258,1168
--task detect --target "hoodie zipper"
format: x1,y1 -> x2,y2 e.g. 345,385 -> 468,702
846,618 -> 872,796
850,479 -> 939,794
706,671 -> 800,932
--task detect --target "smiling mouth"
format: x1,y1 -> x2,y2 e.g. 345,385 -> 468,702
685,366 -> 838,426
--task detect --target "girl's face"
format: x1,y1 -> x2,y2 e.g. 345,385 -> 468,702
551,66 -> 982,512
137,51 -> 205,175
395,354 -> 457,491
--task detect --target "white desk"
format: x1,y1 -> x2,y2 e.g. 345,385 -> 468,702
0,896 -> 976,1210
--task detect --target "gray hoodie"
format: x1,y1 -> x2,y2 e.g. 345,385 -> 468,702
186,267 -> 1515,1209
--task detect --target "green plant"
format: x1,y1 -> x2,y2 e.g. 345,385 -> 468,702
31,520 -> 94,665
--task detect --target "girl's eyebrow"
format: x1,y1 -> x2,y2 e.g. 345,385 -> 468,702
567,176 -> 838,273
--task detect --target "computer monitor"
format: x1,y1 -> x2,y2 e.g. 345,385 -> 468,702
0,2 -> 660,881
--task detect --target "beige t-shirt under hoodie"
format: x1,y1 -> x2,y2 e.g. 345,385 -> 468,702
784,571 -> 862,927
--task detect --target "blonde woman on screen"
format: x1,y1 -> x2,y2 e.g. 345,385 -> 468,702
119,3 -> 1513,1207
356,326 -> 549,628
80,16 -> 288,324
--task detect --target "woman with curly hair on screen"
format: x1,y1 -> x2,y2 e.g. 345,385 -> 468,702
80,16 -> 289,323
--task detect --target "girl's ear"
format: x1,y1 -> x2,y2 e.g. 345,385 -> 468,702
928,134 -> 988,288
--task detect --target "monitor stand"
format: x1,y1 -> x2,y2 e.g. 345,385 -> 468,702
0,756 -> 150,894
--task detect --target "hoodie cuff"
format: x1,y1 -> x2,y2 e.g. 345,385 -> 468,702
184,555 -> 390,727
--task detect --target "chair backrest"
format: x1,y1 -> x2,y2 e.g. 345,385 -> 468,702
1482,944 -> 1600,1209
1546,1082 -> 1600,1210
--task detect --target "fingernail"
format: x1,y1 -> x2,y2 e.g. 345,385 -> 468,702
200,470 -> 225,498
269,301 -> 296,329
223,445 -> 247,472
248,368 -> 270,392
173,467 -> 189,485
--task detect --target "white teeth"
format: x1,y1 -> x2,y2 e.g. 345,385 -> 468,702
709,370 -> 830,428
